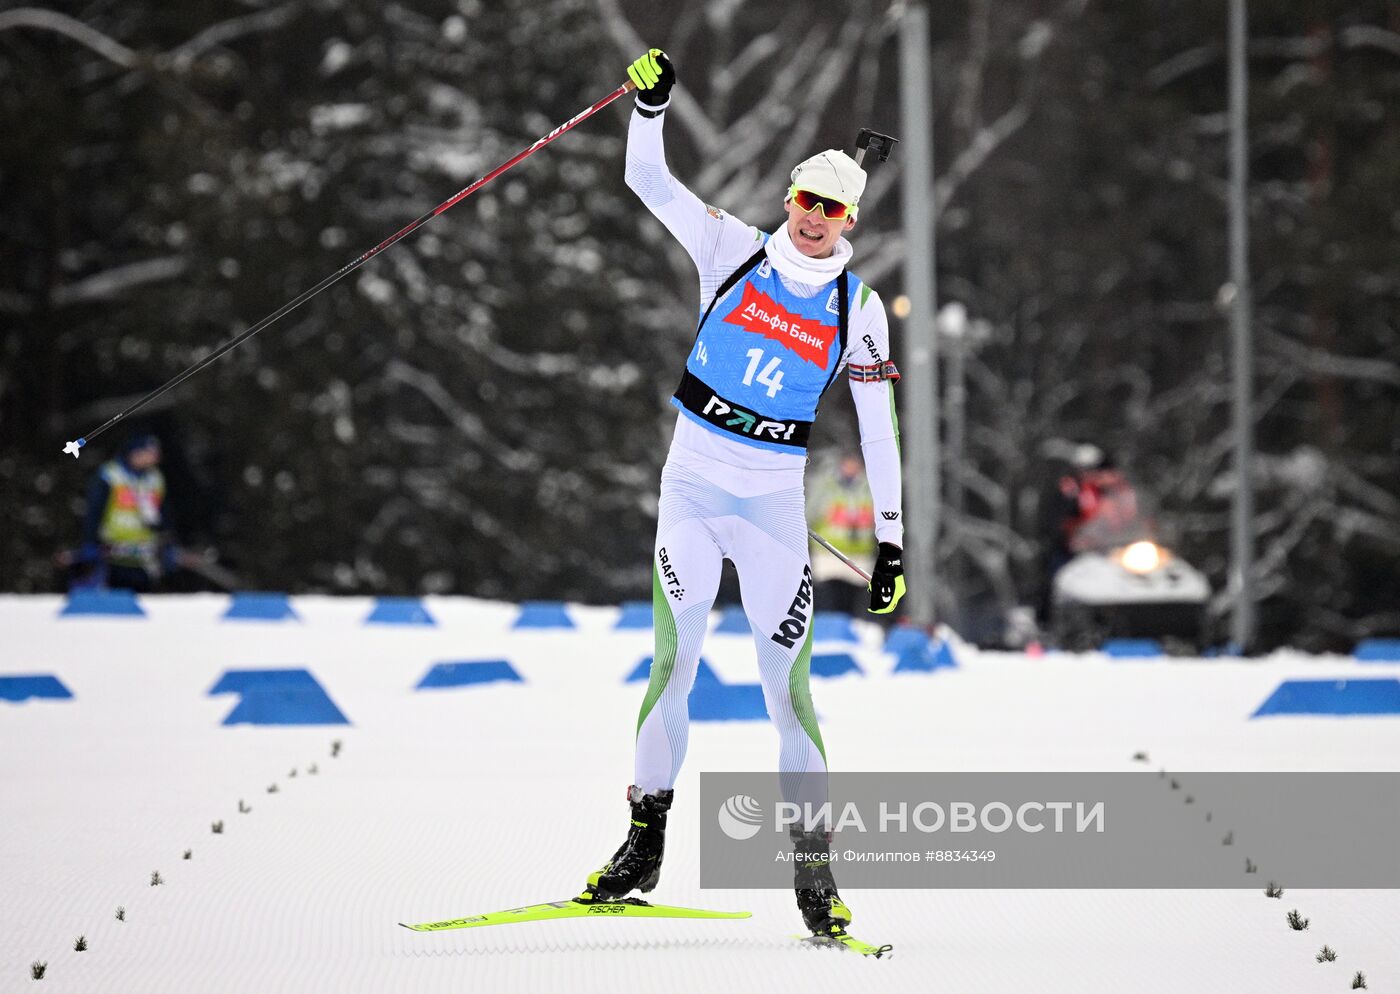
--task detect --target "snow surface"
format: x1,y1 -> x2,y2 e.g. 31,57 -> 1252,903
2,594 -> 1397,993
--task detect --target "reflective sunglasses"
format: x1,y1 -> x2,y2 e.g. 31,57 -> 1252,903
790,186 -> 855,221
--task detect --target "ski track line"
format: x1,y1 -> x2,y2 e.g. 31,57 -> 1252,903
7,733 -> 341,993
1144,757 -> 1387,993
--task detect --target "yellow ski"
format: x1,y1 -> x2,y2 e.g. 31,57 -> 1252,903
401,896 -> 751,932
798,931 -> 894,958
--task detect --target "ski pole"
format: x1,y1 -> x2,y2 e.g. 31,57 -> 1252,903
808,528 -> 873,583
63,79 -> 638,459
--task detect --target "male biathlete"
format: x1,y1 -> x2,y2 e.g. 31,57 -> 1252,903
581,50 -> 906,943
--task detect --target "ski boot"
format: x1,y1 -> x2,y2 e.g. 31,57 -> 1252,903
580,786 -> 674,902
792,828 -> 853,937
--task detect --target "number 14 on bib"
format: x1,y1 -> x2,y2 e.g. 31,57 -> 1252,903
743,348 -> 785,397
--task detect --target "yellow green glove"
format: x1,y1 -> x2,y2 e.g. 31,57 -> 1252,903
868,542 -> 906,614
627,49 -> 675,107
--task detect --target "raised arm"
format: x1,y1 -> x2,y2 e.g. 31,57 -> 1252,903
623,50 -> 763,298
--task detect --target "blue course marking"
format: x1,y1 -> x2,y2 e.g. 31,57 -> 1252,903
689,679 -> 769,721
417,660 -> 523,689
893,637 -> 957,673
1102,638 -> 1164,659
812,612 -> 858,643
622,656 -> 765,719
932,640 -> 958,669
1355,639 -> 1400,662
811,652 -> 863,678
882,626 -> 928,658
223,592 -> 298,622
614,601 -> 653,630
1252,678 -> 1400,717
713,605 -> 750,635
209,669 -> 349,725
59,589 -> 145,618
512,601 -> 575,629
364,597 -> 436,626
0,674 -> 74,702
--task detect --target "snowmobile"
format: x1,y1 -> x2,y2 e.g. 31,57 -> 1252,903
1050,514 -> 1210,653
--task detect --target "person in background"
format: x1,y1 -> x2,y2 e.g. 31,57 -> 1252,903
74,433 -> 170,592
1040,443 -> 1140,622
1058,446 -> 1139,555
807,450 -> 876,616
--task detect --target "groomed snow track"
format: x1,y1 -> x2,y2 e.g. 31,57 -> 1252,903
3,594 -> 1397,993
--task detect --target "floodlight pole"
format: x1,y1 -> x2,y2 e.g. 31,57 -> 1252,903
899,2 -> 939,628
1228,0 -> 1256,651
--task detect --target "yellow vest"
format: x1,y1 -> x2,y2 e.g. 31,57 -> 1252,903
808,474 -> 875,558
98,460 -> 165,564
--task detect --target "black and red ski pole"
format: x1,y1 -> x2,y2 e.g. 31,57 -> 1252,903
63,79 -> 637,459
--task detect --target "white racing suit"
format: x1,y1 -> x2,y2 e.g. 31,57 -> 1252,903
626,98 -> 903,797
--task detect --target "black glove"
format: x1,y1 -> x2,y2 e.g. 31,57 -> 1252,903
626,49 -> 675,107
868,542 -> 906,614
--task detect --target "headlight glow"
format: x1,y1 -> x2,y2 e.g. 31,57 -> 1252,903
1120,541 -> 1164,574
